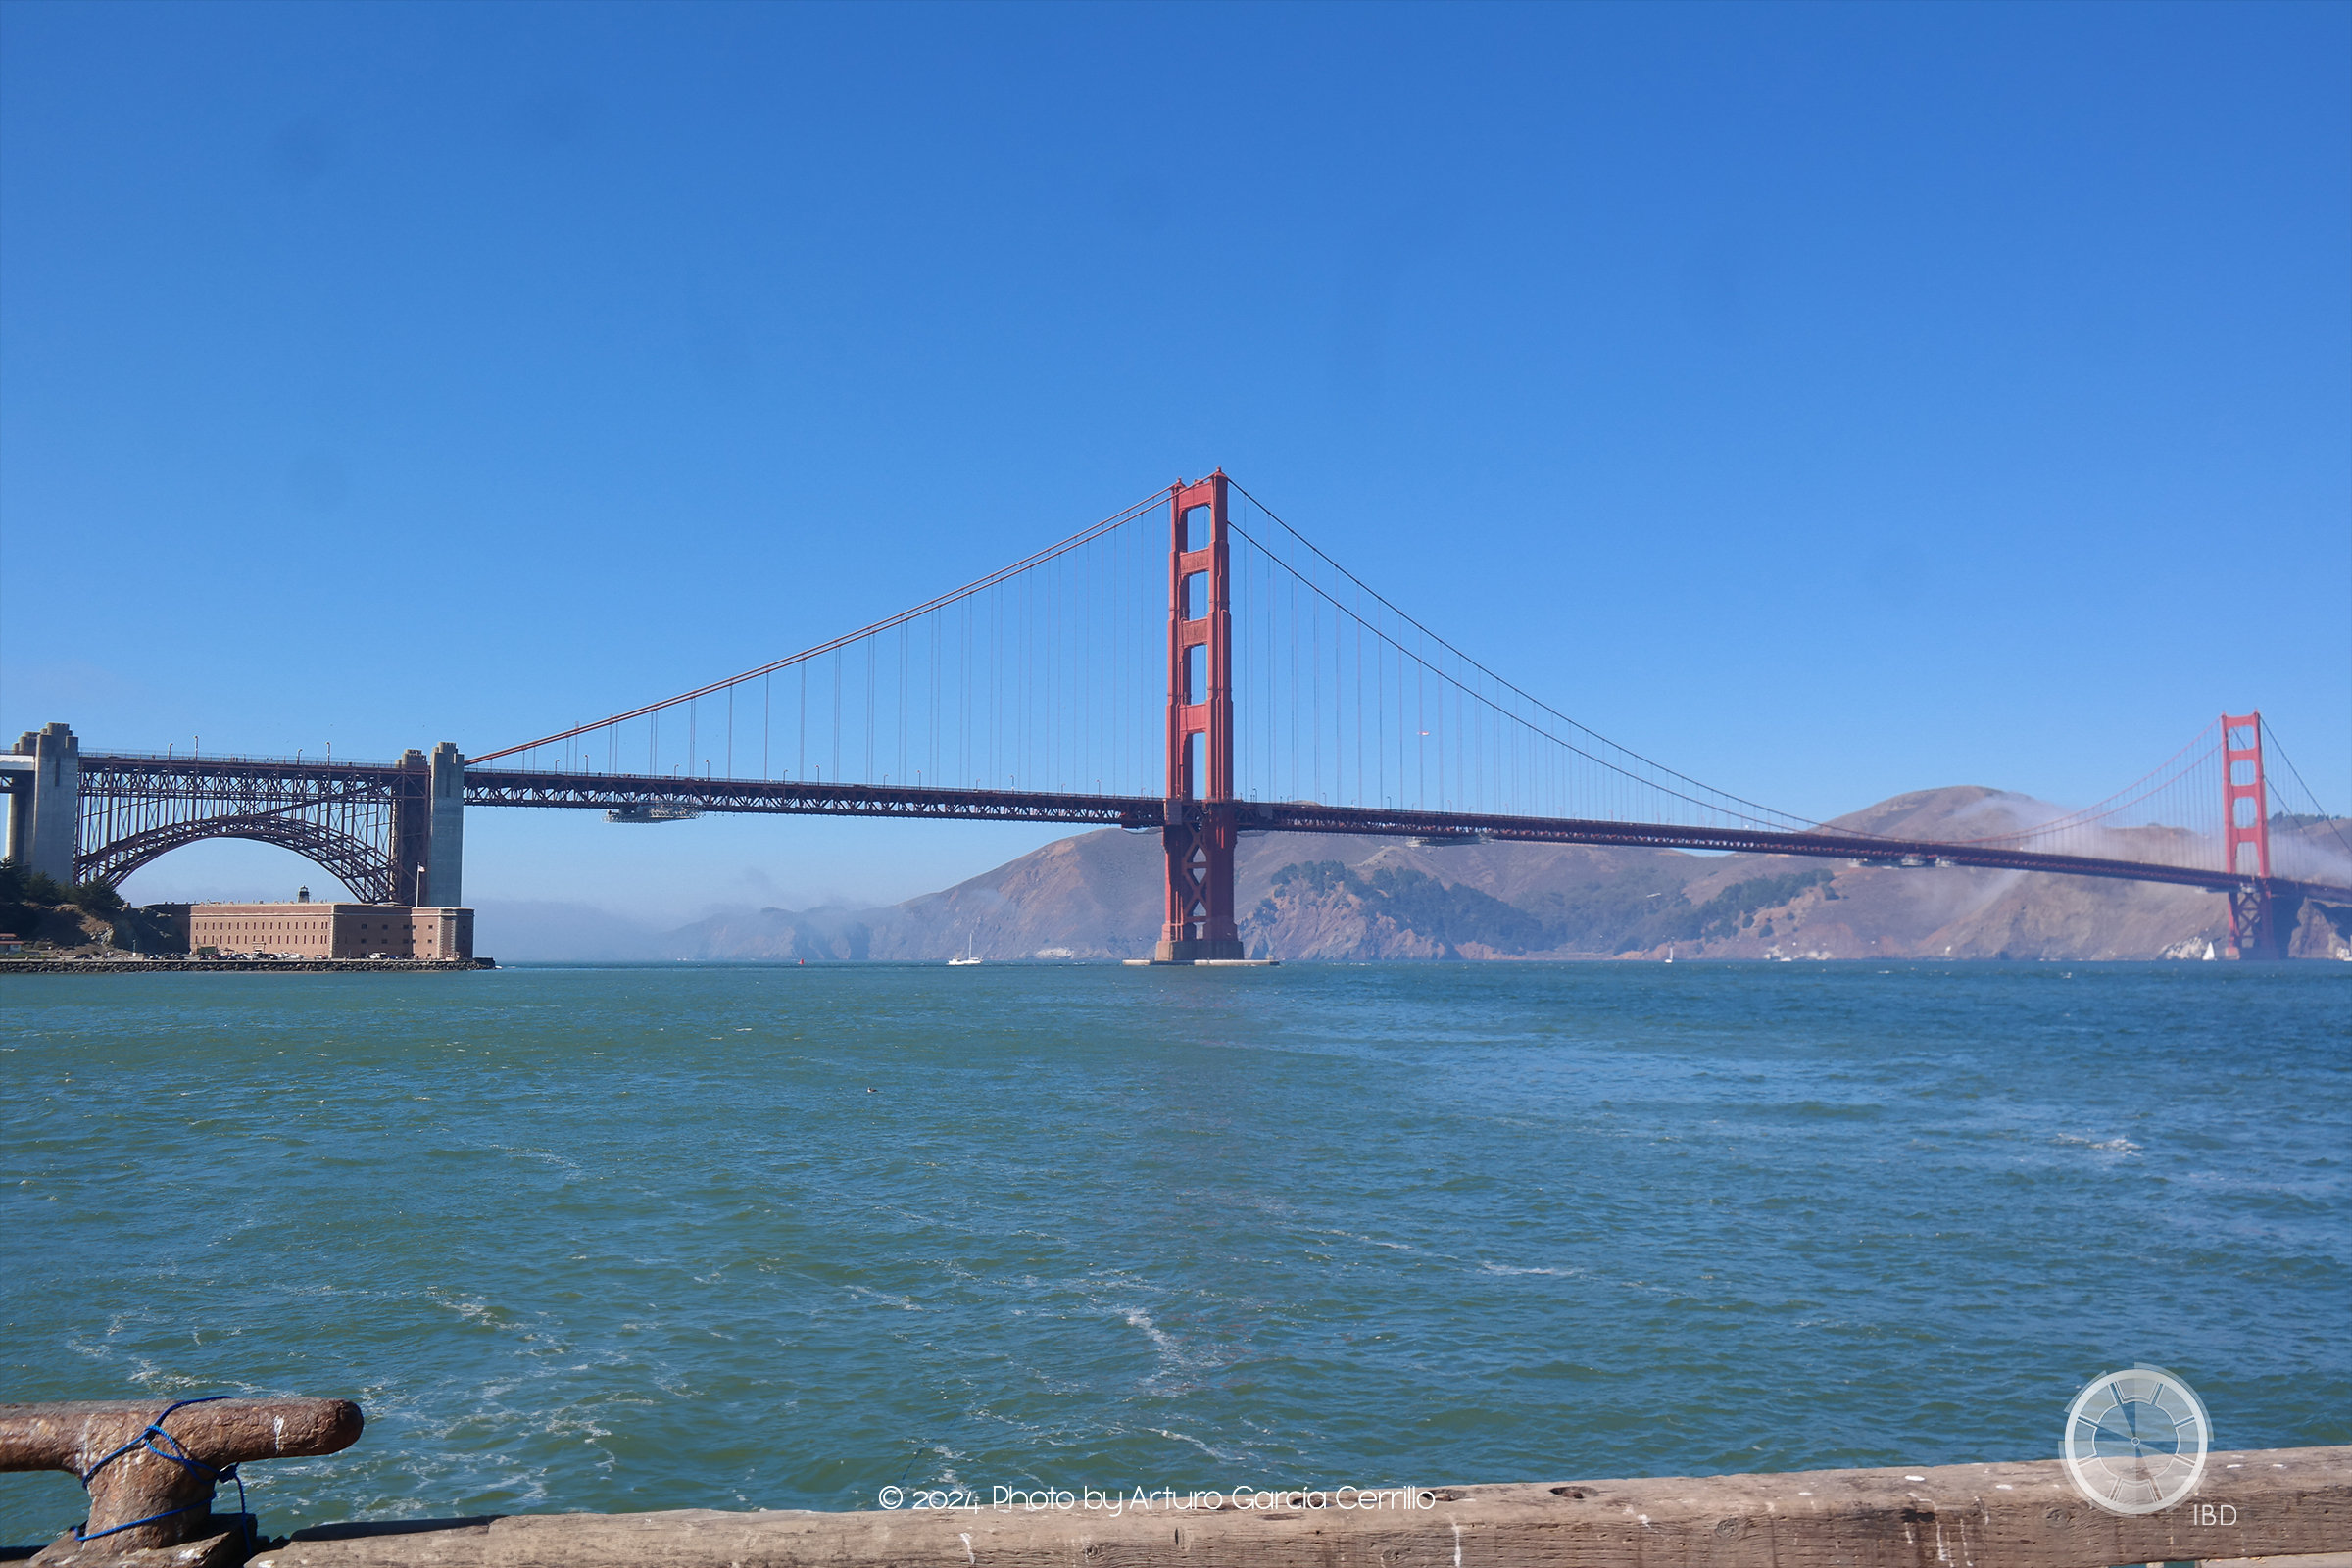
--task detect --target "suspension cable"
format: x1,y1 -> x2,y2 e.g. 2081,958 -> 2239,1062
1225,510 -> 1810,829
474,487 -> 1169,764
1226,481 -> 1814,828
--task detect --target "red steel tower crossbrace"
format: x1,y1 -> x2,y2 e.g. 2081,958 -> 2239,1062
1156,471 -> 1246,962
2221,710 -> 2278,959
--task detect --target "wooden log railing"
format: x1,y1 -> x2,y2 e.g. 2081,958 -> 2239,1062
240,1446 -> 2351,1568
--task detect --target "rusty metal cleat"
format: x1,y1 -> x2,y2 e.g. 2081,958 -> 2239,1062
1,1396 -> 363,1565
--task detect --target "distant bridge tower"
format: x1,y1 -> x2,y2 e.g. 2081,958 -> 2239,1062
1156,472 -> 1245,961
2220,711 -> 2287,959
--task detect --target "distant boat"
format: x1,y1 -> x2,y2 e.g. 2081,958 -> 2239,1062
949,933 -> 982,967
1664,945 -> 1674,964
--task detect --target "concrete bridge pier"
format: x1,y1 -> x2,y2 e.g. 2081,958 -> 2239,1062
391,749 -> 428,905
390,743 -> 466,907
428,741 -> 465,908
5,722 -> 80,884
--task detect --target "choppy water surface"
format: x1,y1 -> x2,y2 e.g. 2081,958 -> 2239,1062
2,960 -> 2345,1541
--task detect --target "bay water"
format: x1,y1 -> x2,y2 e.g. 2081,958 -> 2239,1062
3,960 -> 2345,1544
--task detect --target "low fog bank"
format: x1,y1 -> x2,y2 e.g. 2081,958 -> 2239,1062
468,901 -> 665,962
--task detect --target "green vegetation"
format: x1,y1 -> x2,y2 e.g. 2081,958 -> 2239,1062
1515,862 -> 1696,952
0,859 -> 68,906
1511,865 -> 1835,952
1263,858 -> 1837,956
69,879 -> 127,916
0,858 -> 129,947
1267,861 -> 1549,955
1668,868 -> 1834,946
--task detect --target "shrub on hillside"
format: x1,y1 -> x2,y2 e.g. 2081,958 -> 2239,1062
68,879 -> 128,917
0,859 -> 69,906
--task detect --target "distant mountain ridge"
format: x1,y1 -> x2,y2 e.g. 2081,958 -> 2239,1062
658,785 -> 2352,962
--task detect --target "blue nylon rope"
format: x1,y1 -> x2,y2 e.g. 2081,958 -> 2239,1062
74,1395 -> 253,1546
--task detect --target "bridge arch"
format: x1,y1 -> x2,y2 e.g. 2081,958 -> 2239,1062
78,818 -> 396,906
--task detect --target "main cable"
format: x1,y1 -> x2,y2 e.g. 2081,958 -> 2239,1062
474,487 -> 1169,764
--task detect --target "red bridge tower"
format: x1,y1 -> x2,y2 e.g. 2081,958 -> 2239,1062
1156,472 -> 1246,962
2221,710 -> 2288,959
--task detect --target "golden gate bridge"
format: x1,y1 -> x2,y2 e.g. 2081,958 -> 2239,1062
9,473 -> 2347,959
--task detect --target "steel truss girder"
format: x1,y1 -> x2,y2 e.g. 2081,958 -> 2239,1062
80,817 -> 396,904
461,769 -> 1158,827
458,769 -> 2348,902
74,755 -> 2352,911
1246,800 -> 2349,900
75,756 -> 406,901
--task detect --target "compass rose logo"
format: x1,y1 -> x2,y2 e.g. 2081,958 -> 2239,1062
2062,1366 -> 2211,1515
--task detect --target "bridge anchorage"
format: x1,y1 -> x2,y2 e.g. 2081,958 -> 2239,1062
7,474 -> 2346,959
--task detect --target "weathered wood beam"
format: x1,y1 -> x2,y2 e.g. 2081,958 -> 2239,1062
248,1445 -> 2350,1568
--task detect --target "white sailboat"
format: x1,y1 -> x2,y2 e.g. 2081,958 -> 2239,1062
949,932 -> 982,966
1664,945 -> 1674,964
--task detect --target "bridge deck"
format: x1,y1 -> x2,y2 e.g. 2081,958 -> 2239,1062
457,765 -> 2349,903
66,755 -> 2347,905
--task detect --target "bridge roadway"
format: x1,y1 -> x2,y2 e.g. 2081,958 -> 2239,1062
59,753 -> 2348,906
459,764 -> 2351,904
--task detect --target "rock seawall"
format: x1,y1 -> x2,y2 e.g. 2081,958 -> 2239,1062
0,958 -> 496,974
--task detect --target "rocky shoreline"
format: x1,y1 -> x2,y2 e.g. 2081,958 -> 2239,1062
0,957 -> 496,974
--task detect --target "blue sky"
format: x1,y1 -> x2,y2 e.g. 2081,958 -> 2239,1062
3,0 -> 2345,923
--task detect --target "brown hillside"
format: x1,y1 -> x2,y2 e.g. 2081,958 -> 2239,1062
662,791 -> 2352,962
